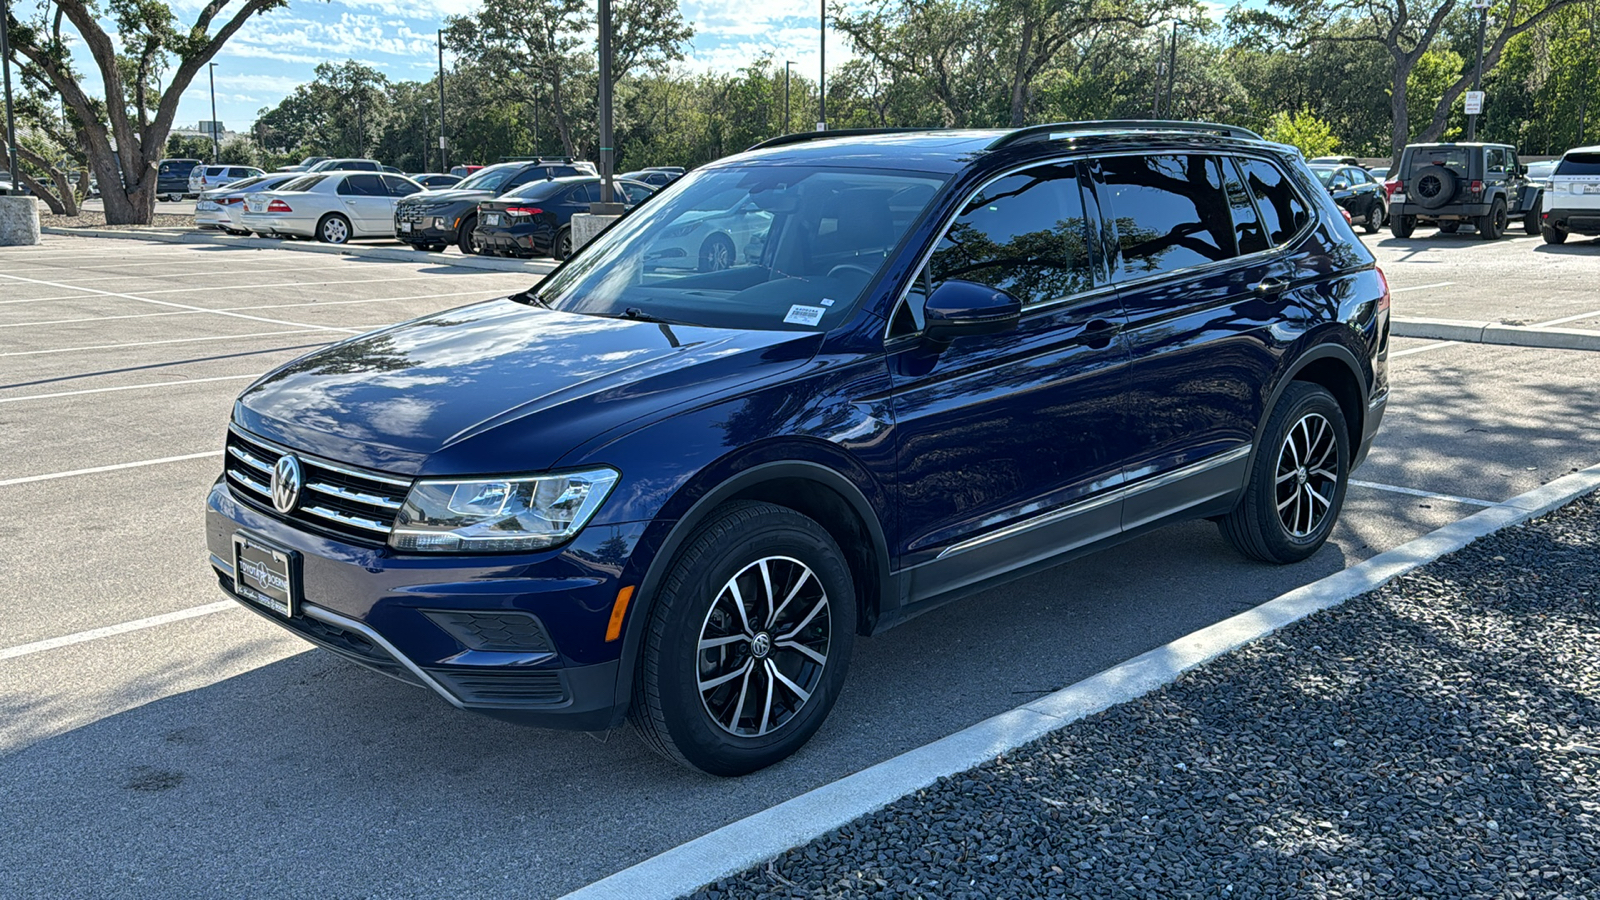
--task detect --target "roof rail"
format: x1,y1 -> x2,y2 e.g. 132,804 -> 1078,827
990,120 -> 1265,150
747,128 -> 937,152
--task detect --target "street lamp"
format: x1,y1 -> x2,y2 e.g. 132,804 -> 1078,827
817,0 -> 826,131
437,30 -> 448,173
3,0 -> 21,189
597,0 -> 615,205
784,61 -> 793,134
1467,0 -> 1490,141
207,62 -> 220,162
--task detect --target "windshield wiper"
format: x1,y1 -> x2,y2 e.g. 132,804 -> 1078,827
619,306 -> 672,324
510,288 -> 548,308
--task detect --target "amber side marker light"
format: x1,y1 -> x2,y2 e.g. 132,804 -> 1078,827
605,586 -> 636,642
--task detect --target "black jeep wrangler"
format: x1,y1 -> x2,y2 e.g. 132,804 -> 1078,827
1389,142 -> 1542,240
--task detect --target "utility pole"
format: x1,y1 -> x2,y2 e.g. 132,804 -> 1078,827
1164,22 -> 1178,118
818,0 -> 826,130
598,0 -> 614,204
1468,0 -> 1489,141
2,0 -> 20,190
438,30 -> 448,173
208,63 -> 220,162
784,61 -> 793,134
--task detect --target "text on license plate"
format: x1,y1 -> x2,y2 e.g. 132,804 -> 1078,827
400,221 -> 413,232
485,213 -> 500,226
232,533 -> 298,617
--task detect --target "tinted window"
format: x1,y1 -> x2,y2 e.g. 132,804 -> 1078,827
1101,154 -> 1234,276
338,174 -> 385,196
929,162 -> 1094,307
1486,148 -> 1507,173
382,175 -> 421,197
1556,152 -> 1600,176
618,182 -> 653,204
456,165 -> 517,192
1345,168 -> 1371,185
1237,158 -> 1310,245
1223,159 -> 1267,256
579,182 -> 603,203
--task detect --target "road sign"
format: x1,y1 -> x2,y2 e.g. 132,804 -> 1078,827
1471,0 -> 1490,7
438,135 -> 448,149
1465,91 -> 1485,115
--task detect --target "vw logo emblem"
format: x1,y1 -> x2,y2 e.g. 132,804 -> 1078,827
750,632 -> 772,659
270,455 -> 303,514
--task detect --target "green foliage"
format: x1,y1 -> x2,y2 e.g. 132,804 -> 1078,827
1264,109 -> 1341,157
164,134 -> 213,161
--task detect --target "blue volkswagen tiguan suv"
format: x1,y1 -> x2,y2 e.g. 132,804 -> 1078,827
208,121 -> 1389,775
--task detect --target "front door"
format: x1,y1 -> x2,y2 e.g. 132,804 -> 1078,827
886,161 -> 1134,602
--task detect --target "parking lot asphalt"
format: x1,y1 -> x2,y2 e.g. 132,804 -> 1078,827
2,231 -> 1598,899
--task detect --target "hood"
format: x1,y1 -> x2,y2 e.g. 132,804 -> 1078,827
233,299 -> 822,475
404,187 -> 495,205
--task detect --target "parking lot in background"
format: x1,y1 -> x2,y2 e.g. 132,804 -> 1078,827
2,230 -> 1598,899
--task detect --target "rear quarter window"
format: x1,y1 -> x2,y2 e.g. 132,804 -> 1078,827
1101,154 -> 1236,276
1236,158 -> 1310,245
1555,152 -> 1600,177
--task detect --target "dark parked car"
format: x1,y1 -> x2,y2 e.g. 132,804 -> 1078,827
473,176 -> 654,258
156,158 -> 202,201
393,159 -> 590,254
622,169 -> 681,188
1389,142 -> 1542,239
410,173 -> 463,189
1309,163 -> 1387,233
209,121 -> 1389,775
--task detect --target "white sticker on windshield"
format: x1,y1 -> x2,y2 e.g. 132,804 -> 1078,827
820,298 -> 836,307
784,305 -> 826,326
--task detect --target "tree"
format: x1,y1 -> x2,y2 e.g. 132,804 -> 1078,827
1264,108 -> 1342,156
4,0 -> 293,224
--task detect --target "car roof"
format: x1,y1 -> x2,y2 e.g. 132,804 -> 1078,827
1561,145 -> 1600,156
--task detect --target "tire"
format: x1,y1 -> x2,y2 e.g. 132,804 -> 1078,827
317,214 -> 352,245
1523,207 -> 1540,236
1389,214 -> 1416,239
457,216 -> 478,255
698,234 -> 735,272
553,226 -> 573,261
1477,198 -> 1507,240
1439,222 -> 1460,234
1363,201 -> 1384,234
629,501 -> 856,776
1543,226 -> 1567,245
1217,382 -> 1350,564
1412,167 -> 1456,210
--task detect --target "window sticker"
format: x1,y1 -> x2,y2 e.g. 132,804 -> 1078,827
783,305 -> 826,326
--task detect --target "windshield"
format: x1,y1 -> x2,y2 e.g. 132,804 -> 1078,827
537,164 -> 947,331
456,165 -> 517,192
1310,168 -> 1336,186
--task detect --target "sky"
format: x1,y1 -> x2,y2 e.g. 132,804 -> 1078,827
133,0 -> 861,134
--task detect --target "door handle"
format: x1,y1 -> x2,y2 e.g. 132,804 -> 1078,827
1069,319 -> 1123,349
1252,278 -> 1290,295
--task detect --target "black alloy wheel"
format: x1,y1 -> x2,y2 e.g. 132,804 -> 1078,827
553,226 -> 573,261
1478,199 -> 1508,241
630,501 -> 856,776
457,216 -> 478,255
1218,382 -> 1350,564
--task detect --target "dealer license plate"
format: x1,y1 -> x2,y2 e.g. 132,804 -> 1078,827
400,221 -> 413,232
232,532 -> 299,617
485,213 -> 500,226
1584,184 -> 1600,194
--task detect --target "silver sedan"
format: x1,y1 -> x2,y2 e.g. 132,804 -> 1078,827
195,174 -> 302,235
241,171 -> 423,243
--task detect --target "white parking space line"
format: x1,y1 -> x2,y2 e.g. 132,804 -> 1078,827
1348,479 -> 1496,507
0,451 -> 223,488
116,273 -> 518,296
1389,281 -> 1456,293
0,374 -> 260,404
1390,341 -> 1460,358
0,262 -> 410,286
0,602 -> 238,663
1534,308 -> 1600,328
0,271 -> 364,334
0,329 -> 330,358
0,287 -> 514,330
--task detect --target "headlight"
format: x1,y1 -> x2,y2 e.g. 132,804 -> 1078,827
661,222 -> 699,239
389,467 -> 619,553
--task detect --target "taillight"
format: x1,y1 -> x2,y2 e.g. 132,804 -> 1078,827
504,207 -> 543,217
1375,266 -> 1391,315
220,197 -> 241,205
1470,179 -> 1484,194
267,199 -> 292,213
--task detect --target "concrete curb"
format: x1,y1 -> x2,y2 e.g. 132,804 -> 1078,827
1391,316 -> 1600,352
558,461 -> 1600,900
39,225 -> 556,276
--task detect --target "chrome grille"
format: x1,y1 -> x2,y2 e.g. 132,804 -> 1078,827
225,428 -> 411,544
395,203 -> 440,223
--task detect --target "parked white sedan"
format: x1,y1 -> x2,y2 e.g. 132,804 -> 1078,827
241,171 -> 423,243
195,174 -> 302,234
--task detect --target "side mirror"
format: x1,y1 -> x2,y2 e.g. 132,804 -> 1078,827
1331,180 -> 1351,191
923,279 -> 1022,342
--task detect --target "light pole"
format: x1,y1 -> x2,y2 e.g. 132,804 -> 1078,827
437,30 -> 448,173
207,62 -> 220,162
784,61 -> 793,134
3,0 -> 21,189
1467,0 -> 1489,141
598,0 -> 615,205
817,0 -> 826,131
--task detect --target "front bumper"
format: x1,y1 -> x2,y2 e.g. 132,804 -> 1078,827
206,478 -> 647,730
1542,208 -> 1600,235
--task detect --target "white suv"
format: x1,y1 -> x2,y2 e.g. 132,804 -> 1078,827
1541,146 -> 1600,244
188,165 -> 264,195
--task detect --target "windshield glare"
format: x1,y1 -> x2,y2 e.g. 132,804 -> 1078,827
1310,168 -> 1336,186
457,166 -> 515,192
538,165 -> 946,331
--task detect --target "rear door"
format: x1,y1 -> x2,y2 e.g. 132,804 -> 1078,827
335,174 -> 391,234
1095,152 -> 1297,529
887,160 -> 1134,599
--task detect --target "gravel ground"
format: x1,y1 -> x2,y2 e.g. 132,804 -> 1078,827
688,493 -> 1600,899
40,212 -> 193,230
